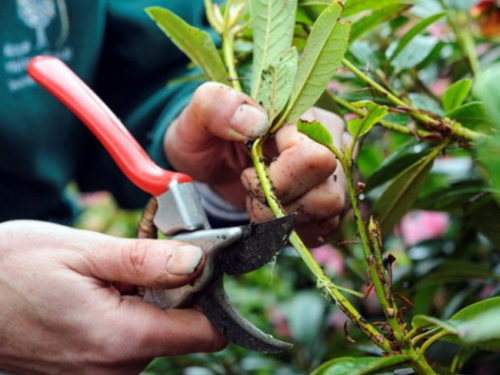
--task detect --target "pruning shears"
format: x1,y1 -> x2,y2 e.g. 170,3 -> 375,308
27,56 -> 294,354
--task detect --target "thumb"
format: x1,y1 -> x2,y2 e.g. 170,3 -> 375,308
172,82 -> 269,144
80,235 -> 204,289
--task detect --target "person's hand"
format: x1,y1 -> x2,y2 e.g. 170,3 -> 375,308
0,220 -> 226,375
165,82 -> 349,246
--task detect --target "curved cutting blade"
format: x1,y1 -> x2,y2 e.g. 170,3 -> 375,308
195,277 -> 293,354
215,215 -> 295,276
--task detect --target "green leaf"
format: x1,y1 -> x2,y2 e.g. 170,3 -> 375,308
475,64 -> 500,203
476,64 -> 500,121
445,102 -> 491,128
347,102 -> 388,139
466,194 -> 500,249
373,144 -> 444,234
311,356 -> 409,375
410,92 -> 444,116
418,184 -> 492,212
442,79 -> 473,112
343,0 -> 405,17
146,7 -> 228,83
449,297 -> 500,349
390,13 -> 445,61
365,142 -> 432,192
297,119 -> 332,148
418,260 -> 495,287
282,3 -> 350,124
413,298 -> 500,351
413,285 -> 440,316
284,291 -> 326,345
350,5 -> 408,42
257,47 -> 298,121
251,0 -> 297,99
412,315 -> 458,333
390,35 -> 439,71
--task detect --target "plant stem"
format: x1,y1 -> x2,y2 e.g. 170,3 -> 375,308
221,0 -> 242,91
341,150 -> 406,344
438,0 -> 480,76
341,58 -> 486,142
410,328 -> 440,346
419,330 -> 450,355
328,142 -> 444,375
405,347 -> 439,375
331,93 -> 435,138
222,30 -> 242,91
250,138 -> 392,353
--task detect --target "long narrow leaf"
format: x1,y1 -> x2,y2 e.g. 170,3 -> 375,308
343,0 -> 405,17
282,3 -> 350,125
347,103 -> 388,138
350,5 -> 409,42
257,47 -> 299,121
312,356 -> 409,375
146,7 -> 228,83
251,0 -> 297,99
442,79 -> 473,112
390,12 -> 445,60
374,144 -> 445,234
475,64 -> 500,202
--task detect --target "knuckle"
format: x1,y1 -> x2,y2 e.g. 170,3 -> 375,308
122,241 -> 150,276
191,82 -> 224,116
303,144 -> 336,173
299,184 -> 346,220
195,81 -> 224,97
193,82 -> 231,108
322,191 -> 346,218
320,189 -> 346,217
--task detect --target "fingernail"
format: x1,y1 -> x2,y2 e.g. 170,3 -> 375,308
230,104 -> 269,139
166,246 -> 203,276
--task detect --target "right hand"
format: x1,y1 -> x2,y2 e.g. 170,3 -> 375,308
165,83 -> 348,246
0,220 -> 226,375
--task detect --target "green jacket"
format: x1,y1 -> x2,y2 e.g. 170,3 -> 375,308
0,0 -> 206,223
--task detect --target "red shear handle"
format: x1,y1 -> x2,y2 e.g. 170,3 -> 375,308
27,56 -> 192,197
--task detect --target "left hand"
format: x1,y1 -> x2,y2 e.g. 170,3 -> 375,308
0,221 -> 225,375
164,83 -> 349,246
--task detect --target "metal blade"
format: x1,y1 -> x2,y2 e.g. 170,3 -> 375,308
195,277 -> 293,354
215,215 -> 295,276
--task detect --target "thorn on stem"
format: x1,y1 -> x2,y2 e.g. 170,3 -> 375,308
356,182 -> 366,195
343,321 -> 356,344
395,292 -> 414,308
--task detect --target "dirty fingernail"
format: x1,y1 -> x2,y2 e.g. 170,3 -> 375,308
230,104 -> 269,139
166,246 -> 203,275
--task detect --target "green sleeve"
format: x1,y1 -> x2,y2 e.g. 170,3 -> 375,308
76,0 -> 207,208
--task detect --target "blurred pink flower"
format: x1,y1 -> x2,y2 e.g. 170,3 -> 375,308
430,77 -> 451,97
428,22 -> 449,40
362,284 -> 382,314
79,191 -> 111,207
269,308 -> 291,338
328,309 -> 348,331
328,80 -> 349,94
345,113 -> 359,121
399,210 -> 450,246
312,244 -> 345,275
480,285 -> 496,298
